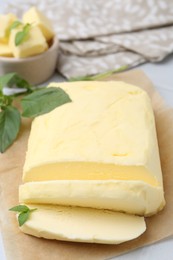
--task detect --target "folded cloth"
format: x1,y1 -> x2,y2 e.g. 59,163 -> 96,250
3,0 -> 173,78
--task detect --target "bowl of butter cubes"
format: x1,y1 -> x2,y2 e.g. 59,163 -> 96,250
0,7 -> 59,84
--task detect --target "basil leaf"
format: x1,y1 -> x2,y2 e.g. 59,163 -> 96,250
0,97 -> 3,106
30,208 -> 37,212
69,65 -> 128,82
15,31 -> 25,46
0,106 -> 21,153
21,87 -> 72,118
9,205 -> 29,213
0,73 -> 17,90
15,23 -> 31,46
18,211 -> 30,226
0,96 -> 13,108
0,73 -> 32,91
69,75 -> 94,82
10,205 -> 37,226
9,20 -> 22,31
23,23 -> 31,35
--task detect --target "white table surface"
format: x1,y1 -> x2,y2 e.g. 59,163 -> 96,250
0,56 -> 173,259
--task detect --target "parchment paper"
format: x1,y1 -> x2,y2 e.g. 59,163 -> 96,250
0,69 -> 173,260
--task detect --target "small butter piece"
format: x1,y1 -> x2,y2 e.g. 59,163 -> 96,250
9,25 -> 48,58
23,7 -> 54,41
20,204 -> 146,244
0,13 -> 17,43
0,43 -> 13,57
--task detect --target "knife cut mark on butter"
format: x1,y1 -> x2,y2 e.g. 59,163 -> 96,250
23,162 -> 159,187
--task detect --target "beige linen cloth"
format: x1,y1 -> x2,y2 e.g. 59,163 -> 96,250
2,0 -> 173,78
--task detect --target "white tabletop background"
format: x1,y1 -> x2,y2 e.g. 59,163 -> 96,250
0,0 -> 173,256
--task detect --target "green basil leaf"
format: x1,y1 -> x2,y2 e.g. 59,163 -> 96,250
0,106 -> 21,153
69,65 -> 128,82
0,73 -> 32,91
15,31 -> 25,46
0,73 -> 17,90
18,211 -> 30,226
14,78 -> 32,91
9,205 -> 29,213
23,23 -> 31,35
0,96 -> 13,108
69,75 -> 94,82
9,20 -> 22,31
30,208 -> 37,213
15,23 -> 31,46
0,97 -> 3,106
21,87 -> 72,118
9,204 -> 37,226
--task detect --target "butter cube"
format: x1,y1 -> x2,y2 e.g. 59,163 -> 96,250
0,13 -> 17,43
20,204 -> 146,244
0,43 -> 13,57
9,25 -> 48,58
23,7 -> 54,41
22,81 -> 165,216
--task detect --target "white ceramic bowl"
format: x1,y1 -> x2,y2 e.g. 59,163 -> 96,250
0,36 -> 59,85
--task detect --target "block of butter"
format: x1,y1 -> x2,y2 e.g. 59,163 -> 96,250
21,81 -> 165,216
20,204 -> 146,244
23,7 -> 54,41
9,25 -> 48,58
0,13 -> 17,43
0,43 -> 13,57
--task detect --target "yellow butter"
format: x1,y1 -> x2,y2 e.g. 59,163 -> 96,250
19,180 -> 164,216
0,43 -> 13,57
23,81 -> 163,185
0,13 -> 17,43
22,81 -> 165,215
23,7 -> 54,41
20,204 -> 146,244
9,25 -> 48,58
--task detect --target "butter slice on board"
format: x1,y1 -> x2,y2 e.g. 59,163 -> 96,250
22,81 -> 165,215
20,204 -> 146,244
23,7 -> 54,41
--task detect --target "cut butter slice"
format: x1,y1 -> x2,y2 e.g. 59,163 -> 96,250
19,180 -> 164,216
20,204 -> 146,244
22,81 -> 165,215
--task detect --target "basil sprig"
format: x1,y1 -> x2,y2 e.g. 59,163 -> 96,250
9,205 -> 37,226
0,72 -> 32,92
69,65 -> 128,81
8,21 -> 31,46
0,73 -> 71,153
